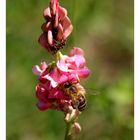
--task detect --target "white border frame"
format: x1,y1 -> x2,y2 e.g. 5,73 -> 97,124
134,0 -> 140,140
0,0 -> 6,140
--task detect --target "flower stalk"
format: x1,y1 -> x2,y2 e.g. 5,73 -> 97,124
32,0 -> 90,139
65,121 -> 72,140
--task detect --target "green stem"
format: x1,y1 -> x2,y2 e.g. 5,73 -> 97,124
64,122 -> 73,140
54,51 -> 63,61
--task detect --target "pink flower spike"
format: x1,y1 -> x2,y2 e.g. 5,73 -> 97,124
39,0 -> 73,53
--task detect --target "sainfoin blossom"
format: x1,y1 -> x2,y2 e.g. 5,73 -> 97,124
39,0 -> 73,53
33,0 -> 91,139
32,47 -> 90,111
35,83 -> 71,111
33,48 -> 90,87
57,47 -> 90,80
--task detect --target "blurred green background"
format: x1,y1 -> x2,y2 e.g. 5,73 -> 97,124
7,0 -> 133,140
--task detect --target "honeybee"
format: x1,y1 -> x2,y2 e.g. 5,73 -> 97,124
61,82 -> 87,112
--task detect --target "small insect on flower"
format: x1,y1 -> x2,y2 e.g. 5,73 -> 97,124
60,82 -> 87,112
50,39 -> 66,53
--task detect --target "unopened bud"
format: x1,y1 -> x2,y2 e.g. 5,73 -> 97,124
74,122 -> 81,134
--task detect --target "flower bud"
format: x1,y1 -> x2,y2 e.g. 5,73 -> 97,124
74,122 -> 81,134
39,0 -> 73,53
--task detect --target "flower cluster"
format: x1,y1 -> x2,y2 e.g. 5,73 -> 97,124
32,47 -> 90,111
33,0 -> 90,138
39,0 -> 73,53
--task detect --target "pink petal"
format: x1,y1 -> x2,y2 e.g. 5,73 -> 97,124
61,16 -> 73,40
63,24 -> 73,40
43,7 -> 51,19
68,73 -> 79,83
39,70 -> 49,83
69,47 -> 84,56
49,67 -> 68,84
54,12 -> 59,27
57,55 -> 69,72
57,23 -> 63,40
41,22 -> 51,32
48,30 -> 53,45
38,33 -> 50,51
77,68 -> 90,79
58,74 -> 68,84
74,55 -> 86,68
36,84 -> 48,102
48,90 -> 64,99
32,65 -> 42,75
40,61 -> 48,70
43,74 -> 58,88
58,6 -> 67,20
37,101 -> 52,111
49,68 -> 60,83
50,0 -> 58,15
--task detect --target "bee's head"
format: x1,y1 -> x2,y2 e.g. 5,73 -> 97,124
63,82 -> 72,88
